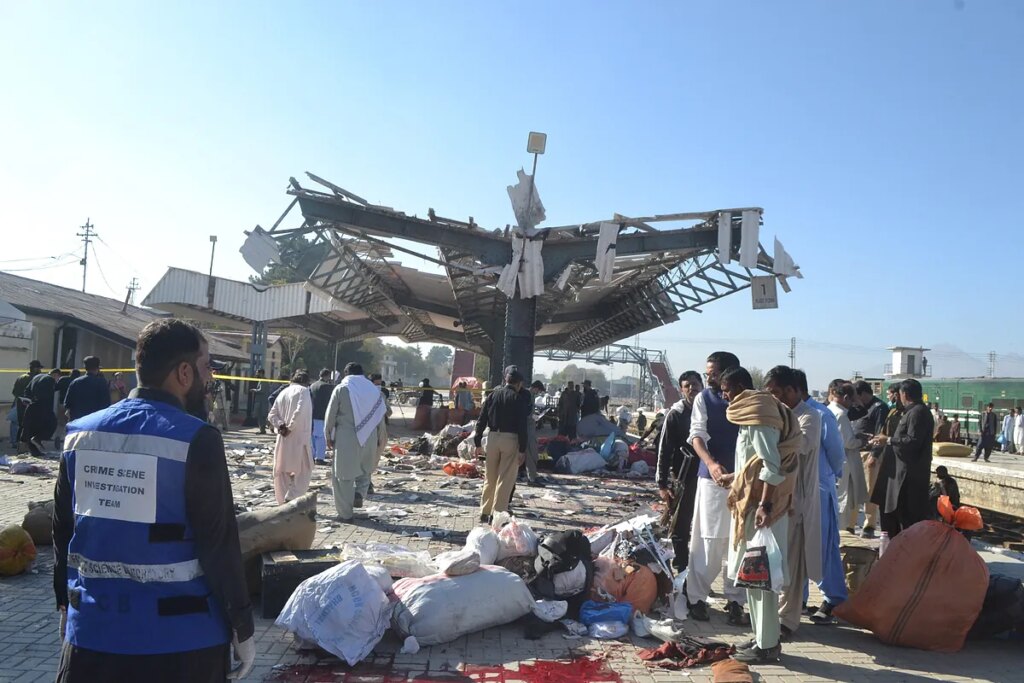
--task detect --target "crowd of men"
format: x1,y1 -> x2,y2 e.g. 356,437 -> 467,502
652,352 -> 936,663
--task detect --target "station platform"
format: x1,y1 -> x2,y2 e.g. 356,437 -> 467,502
934,450 -> 1024,518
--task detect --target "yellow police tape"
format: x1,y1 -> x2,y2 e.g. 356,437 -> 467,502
0,369 -> 289,384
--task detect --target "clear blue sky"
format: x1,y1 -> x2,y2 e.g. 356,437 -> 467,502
2,1 -> 1022,386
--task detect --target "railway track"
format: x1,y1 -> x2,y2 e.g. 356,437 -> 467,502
975,507 -> 1024,552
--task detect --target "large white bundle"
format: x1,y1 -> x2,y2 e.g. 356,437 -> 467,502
391,566 -> 534,646
275,560 -> 391,666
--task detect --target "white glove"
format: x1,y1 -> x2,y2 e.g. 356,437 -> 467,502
227,632 -> 255,680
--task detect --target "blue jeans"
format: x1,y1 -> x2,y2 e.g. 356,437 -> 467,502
312,419 -> 326,462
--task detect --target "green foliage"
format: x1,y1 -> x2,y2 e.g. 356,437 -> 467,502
249,233 -> 330,286
549,363 -> 610,394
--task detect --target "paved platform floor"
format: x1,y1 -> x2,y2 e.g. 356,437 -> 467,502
1,407 -> 1022,682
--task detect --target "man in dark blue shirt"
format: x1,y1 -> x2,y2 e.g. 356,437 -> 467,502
63,356 -> 111,422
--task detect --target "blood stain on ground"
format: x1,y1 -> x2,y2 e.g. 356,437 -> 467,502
267,656 -> 621,683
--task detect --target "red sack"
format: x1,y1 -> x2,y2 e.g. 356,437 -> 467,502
834,520 -> 987,652
443,461 -> 480,478
627,444 -> 657,468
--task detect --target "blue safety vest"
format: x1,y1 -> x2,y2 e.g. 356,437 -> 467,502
697,387 -> 739,479
61,397 -> 230,654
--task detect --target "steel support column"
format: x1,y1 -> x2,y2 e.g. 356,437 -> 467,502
503,295 -> 537,381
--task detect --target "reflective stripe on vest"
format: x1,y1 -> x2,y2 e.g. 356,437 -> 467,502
69,553 -> 203,583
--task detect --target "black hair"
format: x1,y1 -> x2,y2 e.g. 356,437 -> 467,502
833,383 -> 855,401
255,368 -> 265,376
936,465 -> 949,477
900,379 -> 924,403
320,368 -> 332,379
83,356 -> 101,371
764,365 -> 799,391
370,373 -> 383,381
793,369 -> 809,395
345,362 -> 365,377
291,370 -> 310,385
530,380 -> 545,391
706,351 -> 740,372
136,319 -> 206,387
887,383 -> 900,394
828,378 -> 848,394
678,370 -> 702,387
854,380 -> 873,396
720,366 -> 754,391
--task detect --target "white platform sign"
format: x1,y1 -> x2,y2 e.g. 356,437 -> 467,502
75,450 -> 158,524
751,275 -> 779,310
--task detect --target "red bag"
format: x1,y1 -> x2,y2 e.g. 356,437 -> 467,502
627,444 -> 657,467
834,520 -> 987,651
443,461 -> 480,478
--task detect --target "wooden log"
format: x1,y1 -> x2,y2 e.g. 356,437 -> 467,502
237,491 -> 318,594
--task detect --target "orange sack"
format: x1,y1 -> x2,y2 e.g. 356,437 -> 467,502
590,556 -> 658,613
834,520 -> 988,652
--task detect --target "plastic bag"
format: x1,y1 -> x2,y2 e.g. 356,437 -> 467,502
465,526 -> 500,565
532,599 -> 569,623
734,527 -> 784,593
363,564 -> 394,593
275,560 -> 391,666
443,461 -> 480,478
554,448 -> 606,474
495,516 -> 539,560
670,570 -> 689,621
588,621 -> 628,639
341,542 -> 436,578
579,599 -> 633,626
434,548 -> 481,576
937,495 -> 984,531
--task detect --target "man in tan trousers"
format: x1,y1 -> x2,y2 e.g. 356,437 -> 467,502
473,365 -> 529,524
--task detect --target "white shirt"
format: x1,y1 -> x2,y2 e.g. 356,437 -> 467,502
828,401 -> 860,451
616,405 -> 631,422
688,391 -> 711,446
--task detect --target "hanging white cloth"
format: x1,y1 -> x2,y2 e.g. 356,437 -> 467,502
596,222 -> 619,283
717,211 -> 732,265
339,374 -> 386,447
506,169 -> 546,230
555,264 -> 573,291
496,237 -> 525,297
772,238 -> 802,278
739,210 -> 760,268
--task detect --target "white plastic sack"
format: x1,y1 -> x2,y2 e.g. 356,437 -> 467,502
552,560 -> 587,597
670,570 -> 689,621
465,526 -> 500,565
392,566 -> 534,646
588,621 -> 628,639
554,448 -> 606,474
495,517 -> 539,560
435,548 -> 481,576
341,542 -> 435,578
629,460 -> 650,476
532,599 -> 568,623
633,610 -> 686,643
275,560 -> 391,666
586,527 -> 615,556
457,439 -> 475,461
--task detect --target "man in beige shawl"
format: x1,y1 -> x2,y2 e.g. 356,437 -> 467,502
267,370 -> 314,505
722,367 -> 801,664
325,362 -> 387,520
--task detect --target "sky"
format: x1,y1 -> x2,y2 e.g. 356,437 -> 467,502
1,1 -> 1022,387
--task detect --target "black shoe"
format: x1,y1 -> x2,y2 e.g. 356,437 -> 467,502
804,602 -> 817,617
353,493 -> 364,509
688,600 -> 710,621
732,643 -> 781,663
479,513 -> 492,525
845,527 -> 856,534
315,459 -> 327,466
367,481 -> 375,495
780,624 -> 794,641
526,478 -> 546,487
861,526 -> 876,539
726,600 -> 751,626
734,637 -> 755,651
810,601 -> 835,625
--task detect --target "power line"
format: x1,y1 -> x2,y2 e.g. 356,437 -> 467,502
89,248 -> 119,297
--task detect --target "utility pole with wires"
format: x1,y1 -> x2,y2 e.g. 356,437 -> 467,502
126,277 -> 140,305
988,351 -> 996,378
789,337 -> 796,367
77,219 -> 97,293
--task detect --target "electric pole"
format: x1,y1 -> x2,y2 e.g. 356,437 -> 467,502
789,337 -> 796,367
77,219 -> 97,293
988,351 -> 996,378
127,277 -> 140,305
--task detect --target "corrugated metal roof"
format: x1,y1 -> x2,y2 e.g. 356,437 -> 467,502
0,271 -> 247,362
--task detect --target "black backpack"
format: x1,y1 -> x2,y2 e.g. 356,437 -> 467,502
532,530 -> 595,600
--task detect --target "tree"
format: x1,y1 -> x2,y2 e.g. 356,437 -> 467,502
549,363 -> 610,394
249,234 -> 329,286
425,345 -> 453,367
748,366 -> 766,390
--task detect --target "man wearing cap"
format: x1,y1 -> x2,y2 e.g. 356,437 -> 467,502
13,360 -> 43,447
474,366 -> 530,522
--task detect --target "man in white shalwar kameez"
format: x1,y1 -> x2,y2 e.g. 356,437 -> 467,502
325,362 -> 387,520
267,370 -> 314,505
828,382 -> 868,533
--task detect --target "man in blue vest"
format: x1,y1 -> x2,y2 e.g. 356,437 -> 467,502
52,319 -> 255,682
685,351 -> 750,625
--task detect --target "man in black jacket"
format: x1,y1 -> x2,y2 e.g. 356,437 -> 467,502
310,369 -> 335,465
850,381 -> 889,537
474,366 -> 530,523
973,403 -> 997,462
656,370 -> 703,571
869,378 -> 934,538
